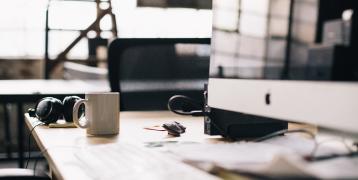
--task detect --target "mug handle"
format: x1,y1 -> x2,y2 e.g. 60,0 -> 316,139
73,99 -> 89,128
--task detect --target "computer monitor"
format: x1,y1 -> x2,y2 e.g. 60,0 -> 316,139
208,0 -> 358,138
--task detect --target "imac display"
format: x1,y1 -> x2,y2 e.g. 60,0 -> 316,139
208,0 -> 358,137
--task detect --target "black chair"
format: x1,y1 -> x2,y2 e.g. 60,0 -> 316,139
107,38 -> 211,111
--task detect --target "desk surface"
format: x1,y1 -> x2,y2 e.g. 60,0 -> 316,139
25,111 -> 222,180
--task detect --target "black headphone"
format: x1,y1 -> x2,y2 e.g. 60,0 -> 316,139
32,96 -> 83,124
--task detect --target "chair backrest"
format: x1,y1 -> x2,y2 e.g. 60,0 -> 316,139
107,38 -> 211,111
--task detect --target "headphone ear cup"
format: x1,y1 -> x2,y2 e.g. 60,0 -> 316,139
35,97 -> 63,124
62,96 -> 82,122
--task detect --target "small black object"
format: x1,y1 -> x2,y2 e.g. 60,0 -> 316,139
35,97 -> 63,124
62,96 -> 82,122
28,108 -> 36,117
162,121 -> 186,137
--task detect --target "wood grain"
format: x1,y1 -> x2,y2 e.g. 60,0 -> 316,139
25,111 -> 221,180
25,111 -> 316,180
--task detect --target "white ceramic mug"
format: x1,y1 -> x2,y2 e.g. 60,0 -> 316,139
72,92 -> 119,135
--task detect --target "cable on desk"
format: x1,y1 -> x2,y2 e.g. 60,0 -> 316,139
167,95 -> 205,116
33,158 -> 38,176
252,128 -> 320,158
312,137 -> 353,155
25,121 -> 44,169
252,128 -> 358,162
252,128 -> 316,142
167,95 -> 227,138
305,151 -> 358,162
307,137 -> 358,161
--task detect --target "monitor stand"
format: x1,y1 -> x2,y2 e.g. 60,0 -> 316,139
204,107 -> 288,140
203,85 -> 288,140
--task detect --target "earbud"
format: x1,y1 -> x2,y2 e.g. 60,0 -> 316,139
34,96 -> 83,124
35,97 -> 63,124
62,96 -> 82,122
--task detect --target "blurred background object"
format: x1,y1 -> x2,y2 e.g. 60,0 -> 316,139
0,0 -> 212,171
107,38 -> 210,111
0,0 -> 212,79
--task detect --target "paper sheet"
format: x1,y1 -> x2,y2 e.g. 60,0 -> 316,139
164,134 -> 358,178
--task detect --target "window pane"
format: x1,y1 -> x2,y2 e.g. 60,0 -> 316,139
213,9 -> 238,31
212,31 -> 239,54
49,1 -> 96,30
239,13 -> 268,37
238,35 -> 266,58
241,0 -> 270,15
115,8 -> 212,38
49,31 -> 88,59
24,31 -> 45,58
0,31 -> 25,57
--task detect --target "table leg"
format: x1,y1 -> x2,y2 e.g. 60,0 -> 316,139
3,103 -> 12,159
17,103 -> 24,168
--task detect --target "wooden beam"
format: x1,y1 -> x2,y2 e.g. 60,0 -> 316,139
48,8 -> 112,73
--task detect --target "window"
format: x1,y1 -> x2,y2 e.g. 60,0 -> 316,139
0,0 -> 212,59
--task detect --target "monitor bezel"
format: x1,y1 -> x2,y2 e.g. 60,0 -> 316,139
208,78 -> 358,138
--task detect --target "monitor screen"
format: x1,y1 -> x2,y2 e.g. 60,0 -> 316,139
210,0 -> 358,81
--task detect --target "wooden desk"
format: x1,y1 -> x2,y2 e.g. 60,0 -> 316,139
25,111 -> 221,180
0,79 -> 109,167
